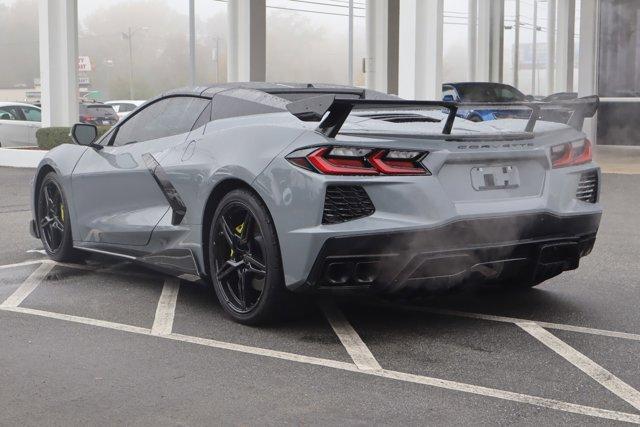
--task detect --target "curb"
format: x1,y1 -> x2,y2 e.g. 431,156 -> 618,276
0,147 -> 46,168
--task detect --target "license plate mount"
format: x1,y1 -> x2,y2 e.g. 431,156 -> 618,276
471,165 -> 520,190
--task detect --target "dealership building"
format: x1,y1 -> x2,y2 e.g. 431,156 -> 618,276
38,0 -> 638,145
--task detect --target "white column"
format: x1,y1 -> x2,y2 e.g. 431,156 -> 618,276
578,0 -> 598,142
532,0 -> 538,94
490,0 -> 504,82
38,0 -> 78,128
365,0 -> 388,92
555,0 -> 575,92
546,0 -> 556,95
476,0 -> 503,82
226,0 -> 265,82
398,0 -> 443,100
468,0 -> 477,81
513,0 -> 520,87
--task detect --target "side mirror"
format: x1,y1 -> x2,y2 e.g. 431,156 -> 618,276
71,123 -> 98,147
443,94 -> 455,102
524,95 -> 535,101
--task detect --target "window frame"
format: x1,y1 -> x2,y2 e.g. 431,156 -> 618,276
105,94 -> 212,147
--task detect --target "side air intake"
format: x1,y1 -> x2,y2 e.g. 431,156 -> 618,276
322,185 -> 375,224
576,170 -> 598,203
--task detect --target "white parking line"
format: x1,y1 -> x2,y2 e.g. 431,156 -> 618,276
0,259 -> 46,271
151,278 -> 181,336
0,262 -> 54,308
0,303 -> 638,424
319,300 -> 382,372
385,304 -> 640,342
518,322 -> 640,412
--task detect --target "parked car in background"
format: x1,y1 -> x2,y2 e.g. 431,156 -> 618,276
544,92 -> 578,102
79,102 -> 119,126
442,82 -> 534,122
0,102 -> 41,147
105,100 -> 145,120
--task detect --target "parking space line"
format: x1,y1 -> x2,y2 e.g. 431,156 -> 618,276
0,304 -> 639,423
4,305 -> 151,335
151,278 -> 180,336
383,304 -> 640,342
0,259 -> 45,271
0,262 -> 54,308
518,322 -> 640,412
319,300 -> 383,372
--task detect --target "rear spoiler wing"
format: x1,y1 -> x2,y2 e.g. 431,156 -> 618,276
286,94 -> 599,138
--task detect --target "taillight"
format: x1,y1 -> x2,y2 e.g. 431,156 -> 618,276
80,115 -> 94,123
551,139 -> 592,168
287,146 -> 430,176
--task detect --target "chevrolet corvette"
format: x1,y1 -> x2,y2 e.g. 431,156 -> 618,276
29,83 -> 601,324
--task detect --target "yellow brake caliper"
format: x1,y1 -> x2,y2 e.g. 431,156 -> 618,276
230,223 -> 245,257
60,204 -> 64,222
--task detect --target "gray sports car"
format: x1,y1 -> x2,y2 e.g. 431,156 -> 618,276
30,83 -> 602,324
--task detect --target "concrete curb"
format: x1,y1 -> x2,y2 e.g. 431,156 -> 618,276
0,148 -> 46,168
595,145 -> 640,175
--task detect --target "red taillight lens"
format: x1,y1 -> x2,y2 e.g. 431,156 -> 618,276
80,115 -> 94,123
551,139 -> 592,168
288,146 -> 430,176
370,150 -> 427,175
307,147 -> 378,175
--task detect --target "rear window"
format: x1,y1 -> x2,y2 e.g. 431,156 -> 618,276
81,104 -> 117,116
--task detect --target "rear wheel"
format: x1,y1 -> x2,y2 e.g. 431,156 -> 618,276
36,173 -> 83,262
208,189 -> 288,325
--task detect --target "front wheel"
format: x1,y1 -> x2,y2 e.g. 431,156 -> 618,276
36,172 -> 83,262
208,189 -> 289,325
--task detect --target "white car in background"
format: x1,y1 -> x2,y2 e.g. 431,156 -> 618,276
0,102 -> 41,147
105,100 -> 145,120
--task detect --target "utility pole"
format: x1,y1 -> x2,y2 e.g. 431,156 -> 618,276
122,26 -> 149,99
189,0 -> 196,86
126,27 -> 134,99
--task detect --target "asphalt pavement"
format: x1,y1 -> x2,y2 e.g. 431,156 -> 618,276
0,166 -> 638,425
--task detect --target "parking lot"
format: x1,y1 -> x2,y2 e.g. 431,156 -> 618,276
0,166 -> 639,425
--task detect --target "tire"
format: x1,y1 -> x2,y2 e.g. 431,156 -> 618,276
36,172 -> 83,262
208,188 -> 289,325
468,114 -> 483,122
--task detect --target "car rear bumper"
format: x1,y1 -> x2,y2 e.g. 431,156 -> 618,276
302,211 -> 600,293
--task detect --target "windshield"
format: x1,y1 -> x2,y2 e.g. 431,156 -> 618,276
456,84 -> 525,102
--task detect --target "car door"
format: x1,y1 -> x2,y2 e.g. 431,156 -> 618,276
0,105 -> 28,147
19,105 -> 41,145
71,95 -> 209,248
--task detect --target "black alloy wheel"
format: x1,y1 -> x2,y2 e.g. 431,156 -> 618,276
213,201 -> 268,314
38,179 -> 66,253
209,189 -> 289,324
37,173 -> 82,262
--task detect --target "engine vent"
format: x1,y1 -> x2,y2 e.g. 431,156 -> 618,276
576,170 -> 598,203
356,113 -> 441,123
323,185 -> 375,224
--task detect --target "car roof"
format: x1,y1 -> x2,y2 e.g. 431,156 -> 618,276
0,101 -> 39,108
105,100 -> 145,104
160,82 -> 369,98
443,82 -> 518,88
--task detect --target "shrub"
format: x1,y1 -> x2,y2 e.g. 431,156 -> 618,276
36,126 -> 111,150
